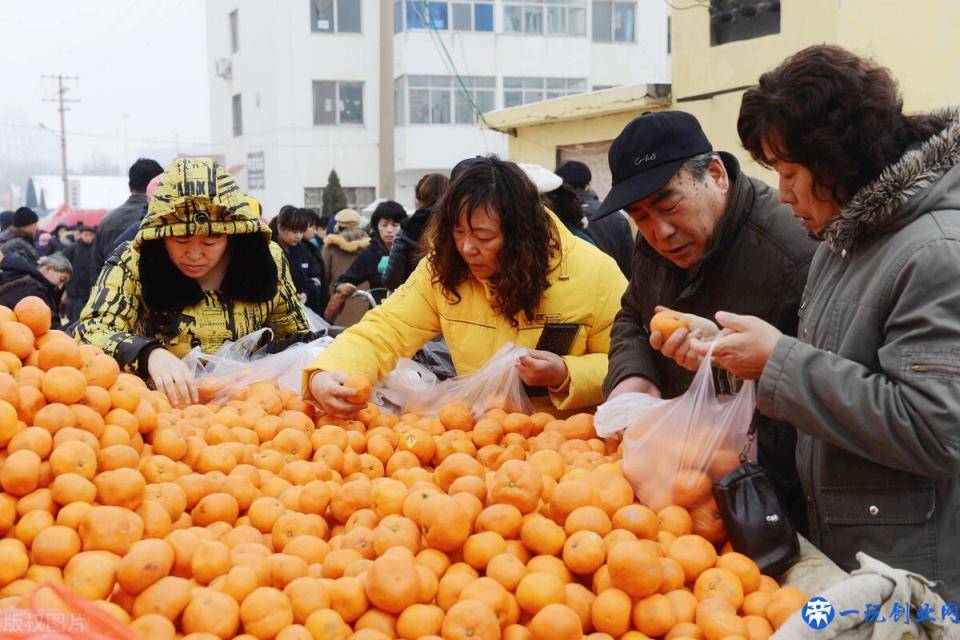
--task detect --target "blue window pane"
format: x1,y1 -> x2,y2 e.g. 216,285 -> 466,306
427,1 -> 448,29
474,4 -> 493,31
406,0 -> 425,28
394,0 -> 403,31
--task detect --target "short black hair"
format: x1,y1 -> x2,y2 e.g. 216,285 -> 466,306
370,200 -> 407,230
304,208 -> 322,227
555,160 -> 592,190
129,158 -> 164,193
275,205 -> 310,232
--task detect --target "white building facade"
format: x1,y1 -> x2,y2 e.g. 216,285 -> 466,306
205,0 -> 669,212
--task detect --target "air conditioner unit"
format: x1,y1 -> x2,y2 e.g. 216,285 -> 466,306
215,57 -> 232,79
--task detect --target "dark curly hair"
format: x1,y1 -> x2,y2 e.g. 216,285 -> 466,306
738,44 -> 945,206
425,156 -> 559,326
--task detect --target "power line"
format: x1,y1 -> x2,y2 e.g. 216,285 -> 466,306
40,75 -> 80,207
407,2 -> 504,138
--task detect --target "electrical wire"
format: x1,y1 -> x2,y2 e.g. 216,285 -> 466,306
407,1 -> 503,136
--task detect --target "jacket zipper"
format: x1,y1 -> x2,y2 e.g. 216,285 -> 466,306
911,363 -> 960,375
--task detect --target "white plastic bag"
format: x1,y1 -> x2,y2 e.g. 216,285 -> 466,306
182,329 -> 333,402
373,342 -> 533,418
594,347 -> 756,517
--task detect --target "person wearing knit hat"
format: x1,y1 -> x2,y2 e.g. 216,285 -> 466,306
0,207 -> 40,263
555,160 -> 635,278
74,157 -> 310,405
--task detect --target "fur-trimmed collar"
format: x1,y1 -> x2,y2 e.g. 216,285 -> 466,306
324,232 -> 371,253
139,233 -> 278,311
824,106 -> 960,253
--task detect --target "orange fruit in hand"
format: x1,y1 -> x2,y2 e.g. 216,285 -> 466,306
650,310 -> 689,341
343,375 -> 372,404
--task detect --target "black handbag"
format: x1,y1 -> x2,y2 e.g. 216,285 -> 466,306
712,424 -> 800,577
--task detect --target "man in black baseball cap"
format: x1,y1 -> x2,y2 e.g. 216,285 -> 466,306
601,110 -> 817,535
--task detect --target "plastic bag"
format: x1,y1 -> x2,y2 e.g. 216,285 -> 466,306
373,342 -> 533,418
594,346 -> 756,517
0,582 -> 137,640
182,329 -> 333,402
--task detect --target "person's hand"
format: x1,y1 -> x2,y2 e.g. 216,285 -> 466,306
607,376 -> 662,400
297,292 -> 307,304
335,283 -> 357,297
147,348 -> 198,406
649,306 -> 720,372
517,350 -> 569,389
689,312 -> 783,380
309,370 -> 368,417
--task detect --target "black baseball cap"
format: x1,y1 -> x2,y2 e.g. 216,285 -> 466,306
596,111 -> 713,219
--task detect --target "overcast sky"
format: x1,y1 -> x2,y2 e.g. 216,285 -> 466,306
0,0 -> 210,173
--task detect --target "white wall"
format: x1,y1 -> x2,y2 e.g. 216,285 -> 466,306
207,0 -> 670,211
206,0 -> 382,214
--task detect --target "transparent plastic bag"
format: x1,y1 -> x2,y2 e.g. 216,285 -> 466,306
594,346 -> 756,519
373,342 -> 533,418
182,329 -> 333,402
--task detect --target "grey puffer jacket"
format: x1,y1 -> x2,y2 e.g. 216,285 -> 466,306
758,106 -> 960,601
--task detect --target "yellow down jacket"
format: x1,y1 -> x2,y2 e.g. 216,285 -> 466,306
74,158 -> 308,372
305,214 -> 628,411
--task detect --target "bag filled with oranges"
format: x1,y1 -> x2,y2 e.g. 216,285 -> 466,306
595,346 -> 756,527
374,342 -> 533,420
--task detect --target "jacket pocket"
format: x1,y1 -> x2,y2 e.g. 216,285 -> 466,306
819,485 -> 939,581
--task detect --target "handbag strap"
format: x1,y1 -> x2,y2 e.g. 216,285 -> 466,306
739,420 -> 758,464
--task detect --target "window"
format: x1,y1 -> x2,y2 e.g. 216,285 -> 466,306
311,0 -> 362,33
396,76 -> 495,125
343,187 -> 376,209
710,0 -> 780,46
592,1 -> 634,42
503,77 -> 585,107
395,0 -> 492,31
313,81 -> 364,125
231,94 -> 243,136
304,186 -> 375,209
504,0 -> 585,35
229,10 -> 239,52
304,187 -> 324,209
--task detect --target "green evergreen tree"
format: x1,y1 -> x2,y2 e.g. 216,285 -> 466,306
322,169 -> 348,218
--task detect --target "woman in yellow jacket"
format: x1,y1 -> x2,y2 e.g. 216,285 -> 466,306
307,157 -> 627,416
75,158 -> 309,404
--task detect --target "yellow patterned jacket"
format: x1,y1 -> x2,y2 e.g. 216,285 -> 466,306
74,158 -> 308,372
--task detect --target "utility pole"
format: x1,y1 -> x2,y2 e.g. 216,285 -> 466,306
41,75 -> 79,207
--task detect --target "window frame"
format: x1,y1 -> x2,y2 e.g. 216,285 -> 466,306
591,0 -> 635,42
395,75 -> 496,126
503,0 -> 586,36
397,0 -> 493,32
311,0 -> 363,34
231,94 -> 243,137
503,76 -> 586,106
229,9 -> 239,53
312,80 -> 365,126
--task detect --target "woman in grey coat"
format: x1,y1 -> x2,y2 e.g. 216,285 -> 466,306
692,44 -> 960,601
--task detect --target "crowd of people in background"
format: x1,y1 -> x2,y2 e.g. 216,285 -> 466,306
0,147 -> 638,337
